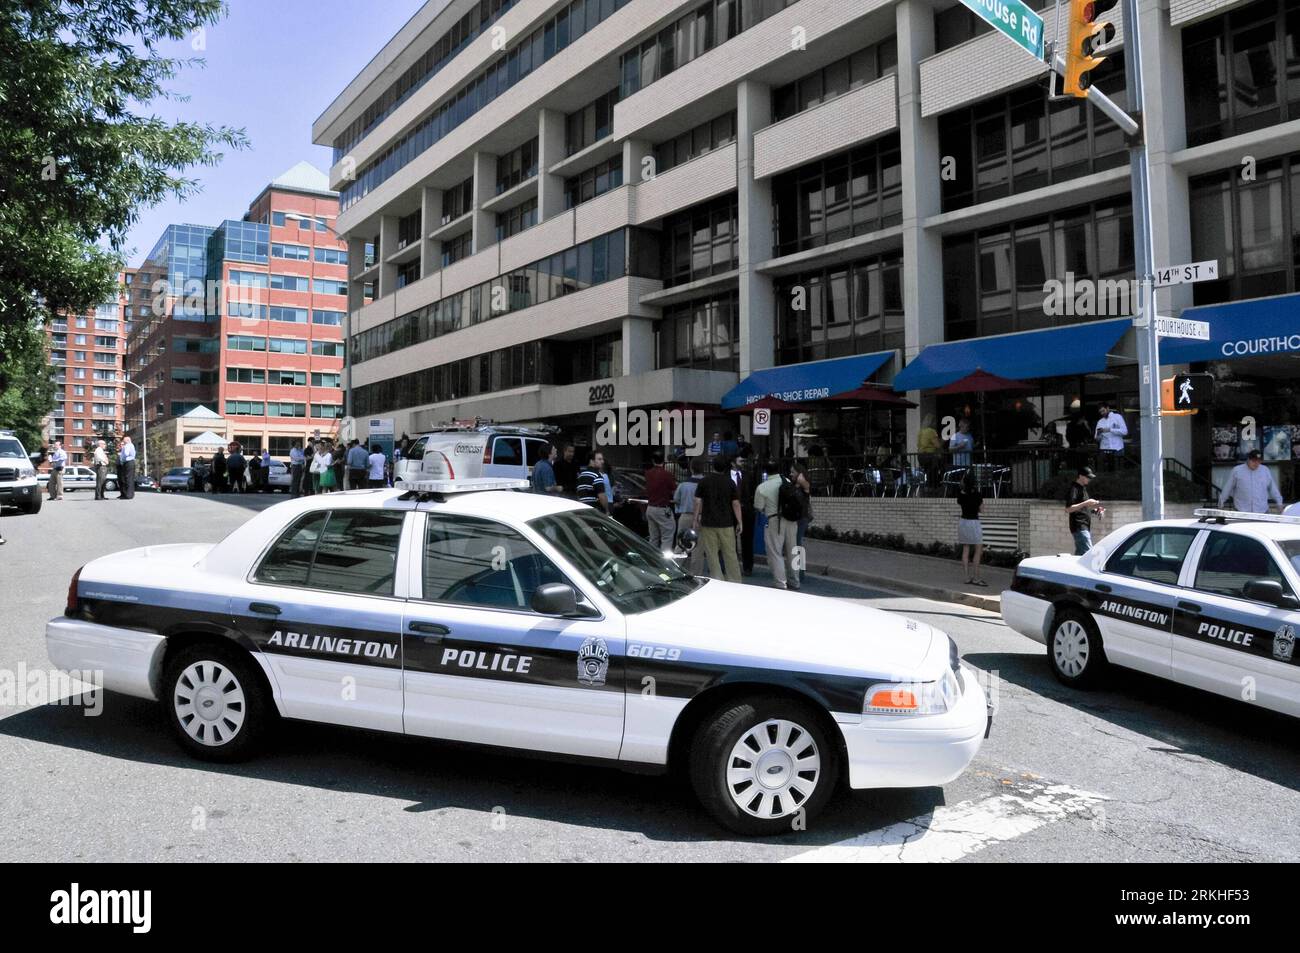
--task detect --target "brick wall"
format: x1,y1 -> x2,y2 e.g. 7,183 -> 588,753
1169,0 -> 1251,25
753,74 -> 897,180
809,496 -> 1202,556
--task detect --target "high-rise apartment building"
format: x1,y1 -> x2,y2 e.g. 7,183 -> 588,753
314,0 -> 1300,494
124,163 -> 348,470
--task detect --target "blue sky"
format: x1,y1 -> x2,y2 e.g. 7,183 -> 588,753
121,0 -> 422,261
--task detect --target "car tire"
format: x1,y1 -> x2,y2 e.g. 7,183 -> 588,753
105,480 -> 117,493
1048,608 -> 1107,688
23,493 -> 42,515
162,642 -> 274,762
689,694 -> 839,835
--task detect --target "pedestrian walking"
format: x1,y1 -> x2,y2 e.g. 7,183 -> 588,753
117,436 -> 137,499
673,458 -> 704,573
289,444 -> 305,497
332,442 -> 346,492
346,439 -> 369,490
92,439 -> 109,500
956,470 -> 987,586
644,451 -> 677,551
732,452 -> 758,576
693,458 -> 742,583
313,443 -> 335,492
1065,466 -> 1104,555
364,444 -> 386,488
531,443 -> 560,495
303,442 -> 316,495
226,446 -> 247,493
754,461 -> 801,590
1219,449 -> 1283,514
48,440 -> 67,500
259,448 -> 272,492
576,450 -> 609,512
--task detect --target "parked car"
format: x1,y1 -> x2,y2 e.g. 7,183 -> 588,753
395,424 -> 556,485
159,468 -> 201,492
266,460 -> 292,492
48,465 -> 118,494
0,430 -> 42,513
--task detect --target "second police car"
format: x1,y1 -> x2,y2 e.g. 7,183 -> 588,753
1003,509 -> 1300,717
46,478 -> 989,835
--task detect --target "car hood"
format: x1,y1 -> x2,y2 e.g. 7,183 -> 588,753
626,579 -> 937,679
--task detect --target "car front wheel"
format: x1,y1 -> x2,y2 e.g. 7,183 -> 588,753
689,695 -> 839,835
1049,609 -> 1106,688
22,493 -> 42,514
163,642 -> 273,762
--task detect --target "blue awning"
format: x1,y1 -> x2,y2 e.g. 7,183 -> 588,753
720,351 -> 894,410
893,318 -> 1132,391
1160,293 -> 1300,365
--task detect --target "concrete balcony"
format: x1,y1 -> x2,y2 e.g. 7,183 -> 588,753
753,75 -> 897,180
633,144 -> 737,225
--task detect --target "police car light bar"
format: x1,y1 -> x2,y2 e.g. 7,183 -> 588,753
1194,508 -> 1300,525
396,478 -> 530,494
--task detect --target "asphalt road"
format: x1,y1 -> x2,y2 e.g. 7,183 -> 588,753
1,490 -> 1297,862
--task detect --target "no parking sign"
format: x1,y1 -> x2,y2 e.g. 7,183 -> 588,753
752,408 -> 771,436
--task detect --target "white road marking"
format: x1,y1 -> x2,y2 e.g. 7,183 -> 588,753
785,779 -> 1108,863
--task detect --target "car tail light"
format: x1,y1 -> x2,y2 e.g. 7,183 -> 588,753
482,440 -> 493,465
66,565 -> 84,617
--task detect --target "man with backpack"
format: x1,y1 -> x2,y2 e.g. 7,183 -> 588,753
754,460 -> 802,590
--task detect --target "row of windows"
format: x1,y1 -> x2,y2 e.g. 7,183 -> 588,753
314,247 -> 348,266
398,210 -> 423,249
652,111 -> 736,176
351,229 -> 639,365
171,368 -> 218,385
225,400 -> 342,418
938,68 -> 1127,213
565,157 -> 623,209
942,198 -> 1135,341
656,291 -> 740,372
272,243 -> 310,261
775,254 -> 904,366
226,335 -> 345,357
496,197 -> 538,241
331,0 -> 522,157
566,88 -> 620,156
340,0 -> 636,211
397,259 -> 421,290
661,195 -> 739,287
772,138 -> 903,256
353,341 -> 545,417
441,232 -> 473,267
497,137 -> 539,194
441,177 -> 475,225
619,0 -> 797,99
271,211 -> 330,231
771,38 -> 897,123
226,367 -> 341,388
173,338 -> 220,353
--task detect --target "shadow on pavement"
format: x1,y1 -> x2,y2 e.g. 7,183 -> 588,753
968,649 -> 1300,792
0,692 -> 948,848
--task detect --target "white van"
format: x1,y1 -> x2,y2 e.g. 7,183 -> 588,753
395,426 -> 555,484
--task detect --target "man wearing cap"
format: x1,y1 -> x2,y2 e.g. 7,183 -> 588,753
1065,467 -> 1104,555
1219,450 -> 1283,514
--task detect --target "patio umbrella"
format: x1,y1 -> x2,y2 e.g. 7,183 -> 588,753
931,369 -> 1032,457
825,383 -> 918,408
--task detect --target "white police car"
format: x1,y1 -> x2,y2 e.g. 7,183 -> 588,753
46,478 -> 988,834
1003,509 -> 1300,718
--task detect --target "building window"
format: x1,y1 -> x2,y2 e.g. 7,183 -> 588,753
1183,0 -> 1300,146
270,274 -> 309,291
268,337 -> 308,354
941,198 -> 1135,341
268,306 -> 308,323
352,340 -> 545,417
441,177 -> 474,224
496,137 -> 539,194
227,335 -> 267,351
269,370 -> 307,386
311,372 -> 342,388
441,232 -> 473,267
311,404 -> 343,419
312,309 -> 344,326
937,70 -> 1127,213
267,402 -> 307,417
227,367 -> 266,384
652,111 -> 736,176
496,197 -> 539,241
565,88 -> 620,156
271,242 -> 311,260
775,254 -> 904,364
1189,154 -> 1300,304
312,278 -> 347,296
398,209 -> 422,249
656,292 -> 740,371
396,259 -> 421,289
225,400 -> 265,416
772,38 -> 896,122
661,195 -> 739,287
564,157 -> 624,209
313,247 -> 348,265
772,137 -> 903,256
312,341 -> 345,357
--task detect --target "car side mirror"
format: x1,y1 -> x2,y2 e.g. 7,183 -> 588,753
531,583 -> 578,616
1243,579 -> 1286,606
29,452 -> 43,465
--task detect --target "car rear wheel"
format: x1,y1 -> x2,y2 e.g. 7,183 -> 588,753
163,642 -> 273,762
1049,609 -> 1106,688
22,493 -> 41,515
689,695 -> 839,835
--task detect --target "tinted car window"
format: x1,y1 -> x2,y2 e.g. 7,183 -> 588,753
492,437 -> 522,466
524,438 -> 549,466
423,515 -> 567,610
405,437 -> 427,461
1104,528 -> 1199,586
254,510 -> 403,595
1195,533 -> 1289,599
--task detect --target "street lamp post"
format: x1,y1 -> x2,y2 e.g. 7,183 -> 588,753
118,376 -> 147,479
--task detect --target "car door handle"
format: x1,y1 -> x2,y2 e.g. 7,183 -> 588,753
409,621 -> 450,638
249,602 -> 282,616
1094,583 -> 1112,593
1178,601 -> 1202,614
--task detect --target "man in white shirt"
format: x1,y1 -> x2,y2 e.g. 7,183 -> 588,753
366,445 -> 387,488
48,440 -> 67,500
1220,450 -> 1283,514
289,444 -> 305,497
1094,401 -> 1128,458
117,435 -> 137,499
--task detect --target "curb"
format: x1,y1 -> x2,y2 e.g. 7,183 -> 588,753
757,554 -> 1003,612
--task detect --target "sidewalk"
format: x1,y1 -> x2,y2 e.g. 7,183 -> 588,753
791,538 -> 1015,611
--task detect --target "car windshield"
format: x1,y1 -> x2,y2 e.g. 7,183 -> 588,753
167,468 -> 189,476
1280,540 -> 1300,577
0,438 -> 25,459
529,508 -> 702,613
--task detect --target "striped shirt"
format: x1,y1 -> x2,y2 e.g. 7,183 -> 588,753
577,467 -> 605,508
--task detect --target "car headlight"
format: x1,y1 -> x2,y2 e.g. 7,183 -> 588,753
864,670 -> 960,716
17,464 -> 35,479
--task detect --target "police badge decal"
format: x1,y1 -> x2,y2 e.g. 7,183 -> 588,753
1273,623 -> 1295,663
577,636 -> 610,687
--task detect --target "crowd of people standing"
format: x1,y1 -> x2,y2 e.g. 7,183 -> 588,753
206,438 -> 390,497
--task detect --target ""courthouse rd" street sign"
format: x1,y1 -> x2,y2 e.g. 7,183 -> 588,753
957,0 -> 1045,59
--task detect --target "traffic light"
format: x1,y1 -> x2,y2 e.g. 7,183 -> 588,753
1161,374 -> 1214,414
1063,0 -> 1118,98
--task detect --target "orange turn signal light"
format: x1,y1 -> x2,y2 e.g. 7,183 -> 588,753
867,689 -> 918,711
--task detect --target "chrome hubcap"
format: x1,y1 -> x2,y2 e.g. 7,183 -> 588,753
1053,620 -> 1090,678
174,661 -> 246,746
726,718 -> 821,819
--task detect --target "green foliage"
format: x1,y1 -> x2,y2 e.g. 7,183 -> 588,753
0,322 -> 56,449
0,0 -> 246,438
805,525 -> 1028,569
